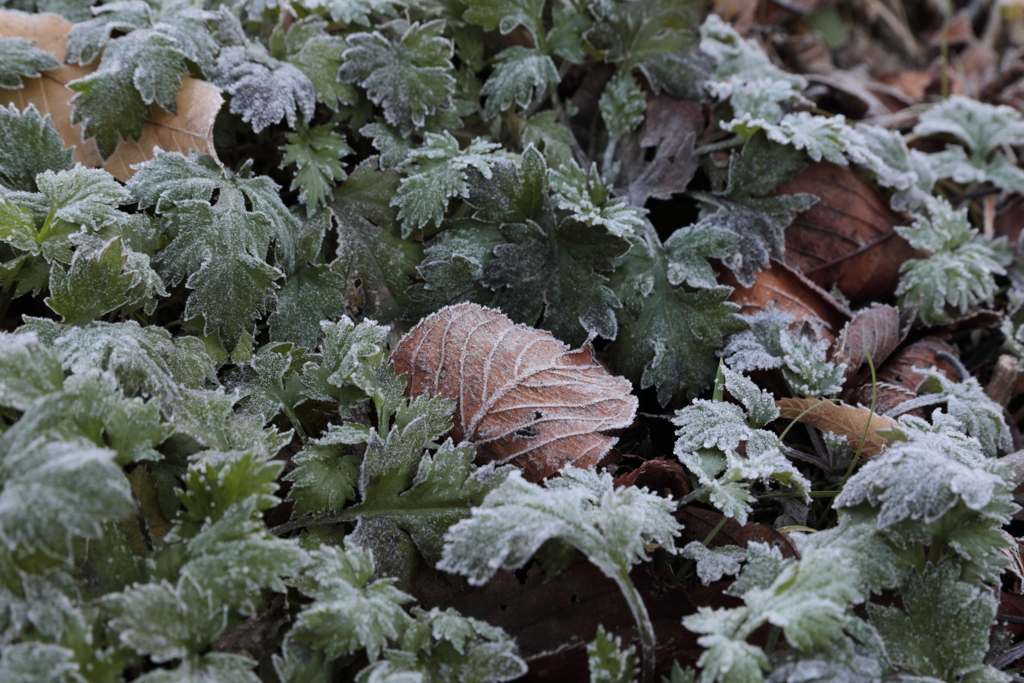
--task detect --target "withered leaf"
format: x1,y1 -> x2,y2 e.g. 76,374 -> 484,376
391,303 -> 638,481
0,9 -> 222,182
835,303 -> 914,383
775,397 -> 897,458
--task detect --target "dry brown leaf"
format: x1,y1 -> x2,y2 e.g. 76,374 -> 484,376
615,96 -> 702,207
775,397 -> 897,457
0,9 -> 222,182
391,303 -> 638,481
835,303 -> 913,382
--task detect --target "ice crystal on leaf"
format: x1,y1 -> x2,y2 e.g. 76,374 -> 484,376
700,14 -> 804,88
338,20 -> 457,136
681,542 -> 747,584
0,105 -> 73,194
550,160 -> 648,237
297,0 -> 404,25
0,37 -> 60,89
587,625 -> 637,683
481,47 -> 559,119
914,95 -> 1024,160
912,369 -> 1012,457
211,44 -> 316,133
281,124 -> 352,217
599,71 -> 646,140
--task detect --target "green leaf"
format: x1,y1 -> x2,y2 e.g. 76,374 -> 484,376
0,104 -> 73,193
700,14 -> 805,88
300,315 -> 389,403
33,165 -> 130,263
0,331 -> 64,411
916,369 -> 1012,457
346,415 -> 507,589
235,342 -> 315,425
297,0 -> 403,26
53,320 -> 214,401
179,498 -> 308,616
331,160 -> 423,320
913,95 -> 1024,160
282,124 -> 352,217
480,47 -> 559,119
869,561 -> 996,680
588,625 -> 637,683
681,542 -> 746,584
0,37 -> 61,89
599,71 -> 646,140
585,0 -> 704,96
439,467 -> 679,586
463,0 -> 545,41
407,219 -> 504,317
394,131 -> 502,234
338,20 -> 456,136
523,110 -> 576,171
134,653 -> 260,683
176,450 -> 283,534
269,265 -> 348,351
285,424 -> 363,517
170,387 -> 291,456
285,29 -> 356,110
608,230 -> 744,405
0,642 -> 81,683
291,543 -> 414,660
663,224 -> 736,290
273,640 -> 330,683
0,437 -> 133,559
45,237 -> 135,324
103,574 -> 228,663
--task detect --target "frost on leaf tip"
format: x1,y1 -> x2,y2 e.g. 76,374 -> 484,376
391,303 -> 638,481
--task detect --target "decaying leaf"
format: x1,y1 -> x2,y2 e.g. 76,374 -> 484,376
0,9 -> 222,182
391,303 -> 638,481
835,304 -> 914,383
775,397 -> 897,457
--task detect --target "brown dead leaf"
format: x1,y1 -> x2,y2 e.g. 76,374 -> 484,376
775,397 -> 897,457
843,336 -> 963,415
615,96 -> 702,207
391,303 -> 638,481
835,303 -> 914,382
0,9 -> 223,182
613,459 -> 691,498
717,258 -> 851,345
777,162 -> 920,303
675,506 -> 797,557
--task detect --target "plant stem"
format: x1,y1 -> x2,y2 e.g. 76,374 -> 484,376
614,566 -> 656,683
678,485 -> 707,506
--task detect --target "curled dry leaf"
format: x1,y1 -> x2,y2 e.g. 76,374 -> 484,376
775,397 -> 897,458
844,337 -> 962,416
391,303 -> 638,481
835,303 -> 914,383
0,10 -> 222,182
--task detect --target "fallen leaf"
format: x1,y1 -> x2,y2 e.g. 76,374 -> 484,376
613,459 -> 691,498
775,397 -> 897,457
615,95 -> 702,207
717,258 -> 851,345
0,9 -> 223,182
835,303 -> 914,383
777,162 -> 919,303
391,303 -> 638,481
675,505 -> 797,557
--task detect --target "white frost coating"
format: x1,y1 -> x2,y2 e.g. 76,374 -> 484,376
681,542 -> 747,585
212,46 -> 316,133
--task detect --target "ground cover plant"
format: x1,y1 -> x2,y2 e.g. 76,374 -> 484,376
6,0 -> 1024,680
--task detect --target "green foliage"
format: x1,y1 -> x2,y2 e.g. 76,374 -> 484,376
0,38 -> 60,89
0,105 -> 73,193
282,124 -> 353,216
588,625 -> 637,683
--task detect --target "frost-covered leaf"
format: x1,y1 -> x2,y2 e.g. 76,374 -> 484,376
285,425 -> 363,517
406,220 -> 503,316
134,653 -> 259,683
585,0 -> 705,96
298,0 -> 404,26
291,543 -> 413,660
913,95 -> 1024,160
269,265 -> 348,351
273,640 -> 330,683
177,450 -> 283,534
439,467 -> 679,586
869,561 -> 997,681
834,443 -> 1007,527
523,111 -> 576,171
588,625 -> 637,683
45,237 -> 134,324
180,498 -> 308,616
235,342 -> 313,424
726,541 -> 790,598
393,131 -> 501,234
347,414 -> 507,588
663,224 -> 736,290
0,437 -> 133,559
608,229 -> 744,405
170,388 -> 291,457
700,13 -> 804,88
0,37 -> 60,89
600,71 -> 646,140
681,542 -> 746,585
212,44 -> 316,133
129,152 -> 301,348
0,105 -> 73,193
103,574 -> 228,662
0,642 -> 81,683
473,150 -> 630,346
53,320 -> 213,401
722,367 -> 778,428
672,400 -> 752,454
0,332 -> 64,411
550,160 -> 647,238
480,47 -> 559,119
338,20 -> 456,135
300,315 -> 389,404
462,0 -> 545,39
282,124 -> 352,216
65,1 -> 217,158
895,198 -> 1009,324
279,20 -> 356,110
915,369 -> 1012,457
